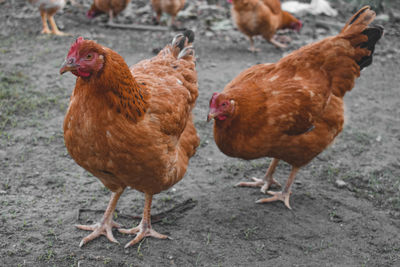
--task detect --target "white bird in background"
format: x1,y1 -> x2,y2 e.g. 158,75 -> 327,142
282,0 -> 338,17
28,0 -> 69,35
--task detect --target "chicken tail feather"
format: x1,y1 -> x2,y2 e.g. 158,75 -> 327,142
340,6 -> 375,35
340,6 -> 383,70
171,30 -> 195,59
358,25 -> 384,70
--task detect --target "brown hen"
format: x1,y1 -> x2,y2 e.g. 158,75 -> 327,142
60,30 -> 199,248
208,7 -> 383,209
87,0 -> 131,24
151,0 -> 185,26
229,0 -> 302,51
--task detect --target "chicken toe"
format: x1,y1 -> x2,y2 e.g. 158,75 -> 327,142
119,193 -> 170,248
255,166 -> 299,209
235,177 -> 281,192
119,220 -> 169,249
76,220 -> 122,247
256,191 -> 292,209
235,159 -> 281,193
275,35 -> 292,44
48,16 -> 69,36
270,36 -> 288,49
76,189 -> 123,247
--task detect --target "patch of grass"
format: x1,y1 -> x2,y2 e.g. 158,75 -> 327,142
0,70 -> 65,134
243,226 -> 258,239
37,249 -> 55,262
321,164 -> 340,182
136,238 -> 146,258
206,232 -> 211,245
345,166 -> 400,212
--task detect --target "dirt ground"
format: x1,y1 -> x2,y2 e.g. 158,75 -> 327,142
1,0 -> 400,266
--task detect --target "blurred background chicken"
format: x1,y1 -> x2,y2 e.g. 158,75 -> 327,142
151,0 -> 186,27
87,0 -> 131,24
208,6 -> 383,209
228,0 -> 302,51
282,0 -> 338,17
60,30 -> 199,248
28,0 -> 68,35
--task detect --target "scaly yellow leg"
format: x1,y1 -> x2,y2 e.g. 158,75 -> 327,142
76,188 -> 124,247
48,15 -> 69,36
40,10 -> 51,34
235,158 -> 282,193
256,166 -> 300,209
119,193 -> 169,248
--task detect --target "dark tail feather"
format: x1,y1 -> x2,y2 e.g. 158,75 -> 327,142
171,30 -> 195,59
183,30 -> 195,44
358,25 -> 384,70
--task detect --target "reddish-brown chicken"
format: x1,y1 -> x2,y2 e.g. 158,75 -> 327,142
151,0 -> 185,26
29,0 -> 68,35
229,0 -> 302,51
87,0 -> 131,24
208,6 -> 383,209
60,30 -> 199,248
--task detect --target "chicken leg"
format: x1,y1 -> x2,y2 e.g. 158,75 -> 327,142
48,14 -> 68,36
119,193 -> 169,248
235,158 -> 281,193
76,188 -> 124,247
248,37 -> 260,52
256,166 -> 300,209
269,36 -> 288,49
107,10 -> 115,25
40,10 -> 51,34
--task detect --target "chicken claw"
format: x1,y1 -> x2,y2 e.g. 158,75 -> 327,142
76,220 -> 122,247
275,35 -> 292,43
119,193 -> 170,248
235,158 -> 281,193
255,166 -> 298,209
235,177 -> 281,194
119,221 -> 170,249
256,191 -> 292,209
270,37 -> 288,49
76,189 -> 124,247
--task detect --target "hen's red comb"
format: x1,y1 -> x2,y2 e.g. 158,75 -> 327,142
67,37 -> 84,57
209,92 -> 220,108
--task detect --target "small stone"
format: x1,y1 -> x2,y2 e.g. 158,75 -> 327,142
376,135 -> 382,142
335,179 -> 346,188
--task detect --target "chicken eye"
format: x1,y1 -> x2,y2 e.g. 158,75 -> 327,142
86,54 -> 93,60
221,102 -> 227,107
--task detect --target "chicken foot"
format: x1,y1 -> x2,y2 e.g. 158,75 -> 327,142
256,166 -> 300,209
119,193 -> 169,248
40,10 -> 51,34
48,15 -> 69,36
248,37 -> 261,53
275,35 -> 292,44
39,10 -> 68,36
107,10 -> 116,25
76,188 -> 124,247
269,35 -> 288,49
235,158 -> 281,193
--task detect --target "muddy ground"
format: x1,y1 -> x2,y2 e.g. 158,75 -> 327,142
1,0 -> 400,266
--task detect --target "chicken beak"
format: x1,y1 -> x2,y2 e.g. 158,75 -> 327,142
60,58 -> 78,75
207,113 -> 216,122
